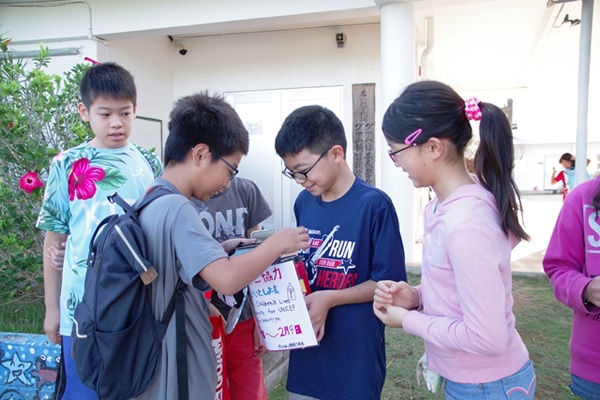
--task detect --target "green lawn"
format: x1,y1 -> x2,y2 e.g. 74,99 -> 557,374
0,273 -> 578,399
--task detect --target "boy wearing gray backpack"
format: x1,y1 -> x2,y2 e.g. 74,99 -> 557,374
134,91 -> 309,399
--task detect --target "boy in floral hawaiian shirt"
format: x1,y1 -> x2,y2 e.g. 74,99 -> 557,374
36,62 -> 162,400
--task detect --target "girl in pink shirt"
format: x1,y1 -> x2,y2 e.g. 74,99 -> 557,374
373,81 -> 536,399
544,177 -> 600,399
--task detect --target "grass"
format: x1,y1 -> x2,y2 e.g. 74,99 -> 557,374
0,298 -> 44,333
0,273 -> 578,399
268,273 -> 578,400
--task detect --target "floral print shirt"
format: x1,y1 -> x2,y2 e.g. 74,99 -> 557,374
36,142 -> 162,335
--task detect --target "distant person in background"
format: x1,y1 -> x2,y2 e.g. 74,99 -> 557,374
543,176 -> 600,399
192,176 -> 272,400
551,152 -> 591,201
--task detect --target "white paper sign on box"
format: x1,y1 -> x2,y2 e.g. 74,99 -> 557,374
248,257 -> 318,351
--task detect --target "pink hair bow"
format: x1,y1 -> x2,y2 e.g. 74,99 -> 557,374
464,97 -> 482,121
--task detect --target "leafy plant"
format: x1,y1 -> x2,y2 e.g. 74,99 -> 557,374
0,37 -> 92,302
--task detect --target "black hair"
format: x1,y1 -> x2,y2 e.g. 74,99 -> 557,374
592,179 -> 600,211
559,152 -> 575,167
382,80 -> 529,241
79,62 -> 137,109
164,91 -> 249,166
275,105 -> 346,158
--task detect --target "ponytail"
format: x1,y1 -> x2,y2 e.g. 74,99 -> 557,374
474,102 -> 529,241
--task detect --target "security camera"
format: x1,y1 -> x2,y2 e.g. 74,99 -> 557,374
168,35 -> 188,56
336,33 -> 346,48
175,42 -> 188,56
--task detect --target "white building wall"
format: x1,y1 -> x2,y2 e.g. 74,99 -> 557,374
171,23 -> 381,162
2,0 -> 600,263
96,38 -> 175,158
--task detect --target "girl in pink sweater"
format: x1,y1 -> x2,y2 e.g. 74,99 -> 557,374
544,177 -> 600,399
373,81 -> 535,399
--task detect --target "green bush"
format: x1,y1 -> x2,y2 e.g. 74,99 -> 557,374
0,38 -> 92,302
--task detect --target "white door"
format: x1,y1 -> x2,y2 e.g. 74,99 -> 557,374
226,86 -> 343,230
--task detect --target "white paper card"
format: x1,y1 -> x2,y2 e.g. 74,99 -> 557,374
248,259 -> 318,351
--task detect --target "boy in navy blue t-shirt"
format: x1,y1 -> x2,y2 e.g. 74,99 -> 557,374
275,105 -> 407,400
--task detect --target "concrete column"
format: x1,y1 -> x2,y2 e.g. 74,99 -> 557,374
575,0 -> 594,186
375,0 -> 418,263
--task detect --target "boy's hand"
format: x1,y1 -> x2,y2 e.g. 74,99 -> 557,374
221,238 -> 256,255
274,226 -> 310,256
44,306 -> 61,344
45,242 -> 66,271
304,290 -> 333,341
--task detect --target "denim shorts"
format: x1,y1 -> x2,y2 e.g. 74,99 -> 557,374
571,373 -> 600,399
444,360 -> 536,400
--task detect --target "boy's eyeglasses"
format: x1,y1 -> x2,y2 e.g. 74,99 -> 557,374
387,128 -> 423,163
282,149 -> 330,181
216,155 -> 239,180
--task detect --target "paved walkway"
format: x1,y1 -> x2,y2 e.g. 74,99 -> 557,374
407,193 -> 563,276
511,193 -> 562,275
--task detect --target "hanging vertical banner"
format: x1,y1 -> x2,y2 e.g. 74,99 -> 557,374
352,83 -> 376,186
248,257 -> 318,351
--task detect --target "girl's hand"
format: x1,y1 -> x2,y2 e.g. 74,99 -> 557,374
374,280 -> 419,310
584,277 -> 600,307
373,300 -> 409,328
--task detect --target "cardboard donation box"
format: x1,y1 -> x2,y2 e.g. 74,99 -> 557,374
248,257 -> 318,351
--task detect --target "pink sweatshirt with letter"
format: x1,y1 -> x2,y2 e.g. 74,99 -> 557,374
402,183 -> 529,383
543,177 -> 600,384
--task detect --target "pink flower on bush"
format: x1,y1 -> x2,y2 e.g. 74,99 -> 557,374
68,158 -> 106,201
19,171 -> 44,193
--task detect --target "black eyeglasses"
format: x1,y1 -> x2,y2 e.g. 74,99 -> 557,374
282,149 -> 329,181
388,145 -> 415,163
216,155 -> 239,180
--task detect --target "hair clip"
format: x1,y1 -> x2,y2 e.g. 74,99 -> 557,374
464,97 -> 482,121
405,128 -> 423,145
84,57 -> 102,65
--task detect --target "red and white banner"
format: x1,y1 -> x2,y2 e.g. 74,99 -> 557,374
210,315 -> 231,400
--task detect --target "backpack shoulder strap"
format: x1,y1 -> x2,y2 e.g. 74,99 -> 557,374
161,279 -> 188,400
108,192 -> 136,218
107,186 -> 174,219
175,280 -> 188,400
135,186 -> 175,213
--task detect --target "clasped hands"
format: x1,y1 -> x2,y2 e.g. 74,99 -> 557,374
373,280 -> 419,328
